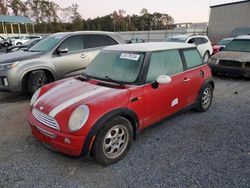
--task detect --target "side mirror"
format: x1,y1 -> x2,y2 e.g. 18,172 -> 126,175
151,75 -> 171,89
57,48 -> 68,54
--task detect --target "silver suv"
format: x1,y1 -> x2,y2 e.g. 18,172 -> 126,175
0,31 -> 125,94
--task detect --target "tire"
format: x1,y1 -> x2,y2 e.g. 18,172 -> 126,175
16,42 -> 22,45
92,116 -> 133,166
195,84 -> 213,112
203,51 -> 210,63
27,70 -> 49,95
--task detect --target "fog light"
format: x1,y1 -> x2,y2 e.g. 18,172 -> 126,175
3,77 -> 8,86
64,138 -> 71,144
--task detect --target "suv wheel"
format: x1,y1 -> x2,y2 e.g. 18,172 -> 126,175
16,42 -> 22,45
92,116 -> 133,166
203,51 -> 210,63
195,84 -> 213,112
27,70 -> 49,95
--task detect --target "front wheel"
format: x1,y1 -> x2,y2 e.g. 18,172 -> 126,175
203,51 -> 210,63
27,70 -> 49,95
195,84 -> 213,112
92,116 -> 133,166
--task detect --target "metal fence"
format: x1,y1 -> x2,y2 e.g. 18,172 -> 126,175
118,28 -> 207,42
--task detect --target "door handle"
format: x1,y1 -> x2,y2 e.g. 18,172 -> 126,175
183,77 -> 191,83
80,53 -> 86,58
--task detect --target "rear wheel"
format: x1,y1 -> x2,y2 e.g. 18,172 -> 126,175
16,42 -> 22,45
195,84 -> 213,112
27,70 -> 49,95
92,116 -> 133,166
203,51 -> 210,63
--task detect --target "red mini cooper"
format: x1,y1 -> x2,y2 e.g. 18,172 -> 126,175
29,42 -> 214,165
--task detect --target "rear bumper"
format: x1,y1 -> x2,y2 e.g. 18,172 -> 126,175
29,113 -> 86,156
209,63 -> 250,77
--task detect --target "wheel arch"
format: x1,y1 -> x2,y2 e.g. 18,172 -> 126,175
21,68 -> 56,92
81,108 -> 139,156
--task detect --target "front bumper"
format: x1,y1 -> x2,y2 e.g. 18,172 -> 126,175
209,63 -> 250,78
0,67 -> 22,92
29,113 -> 86,156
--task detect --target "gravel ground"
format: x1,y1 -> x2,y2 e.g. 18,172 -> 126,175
0,76 -> 249,188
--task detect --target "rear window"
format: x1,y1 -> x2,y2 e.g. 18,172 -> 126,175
223,39 -> 250,52
83,35 -> 118,49
183,49 -> 204,69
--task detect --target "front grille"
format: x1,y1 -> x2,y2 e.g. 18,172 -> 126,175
245,62 -> 250,68
32,108 -> 60,130
219,60 -> 242,68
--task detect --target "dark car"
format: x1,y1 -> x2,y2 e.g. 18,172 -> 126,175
209,35 -> 250,77
5,38 -> 43,53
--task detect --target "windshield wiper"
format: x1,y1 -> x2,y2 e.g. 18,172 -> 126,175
75,72 -> 90,81
105,76 -> 125,88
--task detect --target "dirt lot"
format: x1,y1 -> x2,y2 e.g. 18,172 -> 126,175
0,76 -> 249,188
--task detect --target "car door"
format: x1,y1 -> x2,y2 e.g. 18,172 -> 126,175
180,48 -> 207,105
82,34 -> 119,63
194,37 -> 206,57
53,35 -> 89,78
142,49 -> 190,128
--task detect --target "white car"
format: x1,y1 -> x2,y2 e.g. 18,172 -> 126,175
12,35 -> 42,46
165,34 -> 213,63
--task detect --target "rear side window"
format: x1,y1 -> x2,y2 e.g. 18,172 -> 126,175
146,50 -> 183,82
194,38 -> 202,45
183,49 -> 204,69
59,35 -> 83,52
201,38 -> 208,44
83,35 -> 118,49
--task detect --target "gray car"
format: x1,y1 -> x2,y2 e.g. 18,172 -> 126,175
0,31 -> 125,94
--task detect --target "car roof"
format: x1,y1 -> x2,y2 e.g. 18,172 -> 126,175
52,31 -> 119,37
235,35 -> 250,40
170,34 -> 207,39
103,42 -> 195,52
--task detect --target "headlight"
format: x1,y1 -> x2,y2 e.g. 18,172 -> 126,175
30,88 -> 41,106
209,57 -> 219,64
0,61 -> 19,71
68,105 -> 89,132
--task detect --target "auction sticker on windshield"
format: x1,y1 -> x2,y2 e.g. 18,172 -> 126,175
120,53 -> 140,61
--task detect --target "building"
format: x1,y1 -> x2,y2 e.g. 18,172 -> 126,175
0,15 -> 34,36
208,0 -> 250,43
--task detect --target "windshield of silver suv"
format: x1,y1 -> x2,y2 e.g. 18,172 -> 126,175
223,39 -> 250,52
84,51 -> 145,83
28,35 -> 63,52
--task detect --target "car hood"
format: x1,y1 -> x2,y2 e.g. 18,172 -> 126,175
213,51 -> 250,62
0,50 -> 44,64
33,78 -> 129,118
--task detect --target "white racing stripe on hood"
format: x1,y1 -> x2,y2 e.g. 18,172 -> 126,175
34,80 -> 74,107
49,87 -> 110,118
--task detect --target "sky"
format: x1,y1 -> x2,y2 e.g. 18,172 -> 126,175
53,0 -> 244,23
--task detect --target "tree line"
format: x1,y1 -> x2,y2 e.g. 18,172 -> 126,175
0,0 -> 175,33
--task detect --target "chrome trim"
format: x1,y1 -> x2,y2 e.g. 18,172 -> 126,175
32,108 -> 60,130
36,126 -> 57,139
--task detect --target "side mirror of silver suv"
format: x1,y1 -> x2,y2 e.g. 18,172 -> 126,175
57,48 -> 68,54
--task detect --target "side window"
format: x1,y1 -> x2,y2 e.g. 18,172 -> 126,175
201,37 -> 208,44
187,38 -> 195,44
183,49 -> 204,69
83,35 -> 118,49
146,50 -> 183,83
59,35 -> 83,52
194,38 -> 202,45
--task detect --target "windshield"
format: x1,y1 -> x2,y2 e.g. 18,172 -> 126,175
85,51 -> 145,83
223,39 -> 250,52
165,37 -> 187,43
28,35 -> 63,52
218,39 -> 232,46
